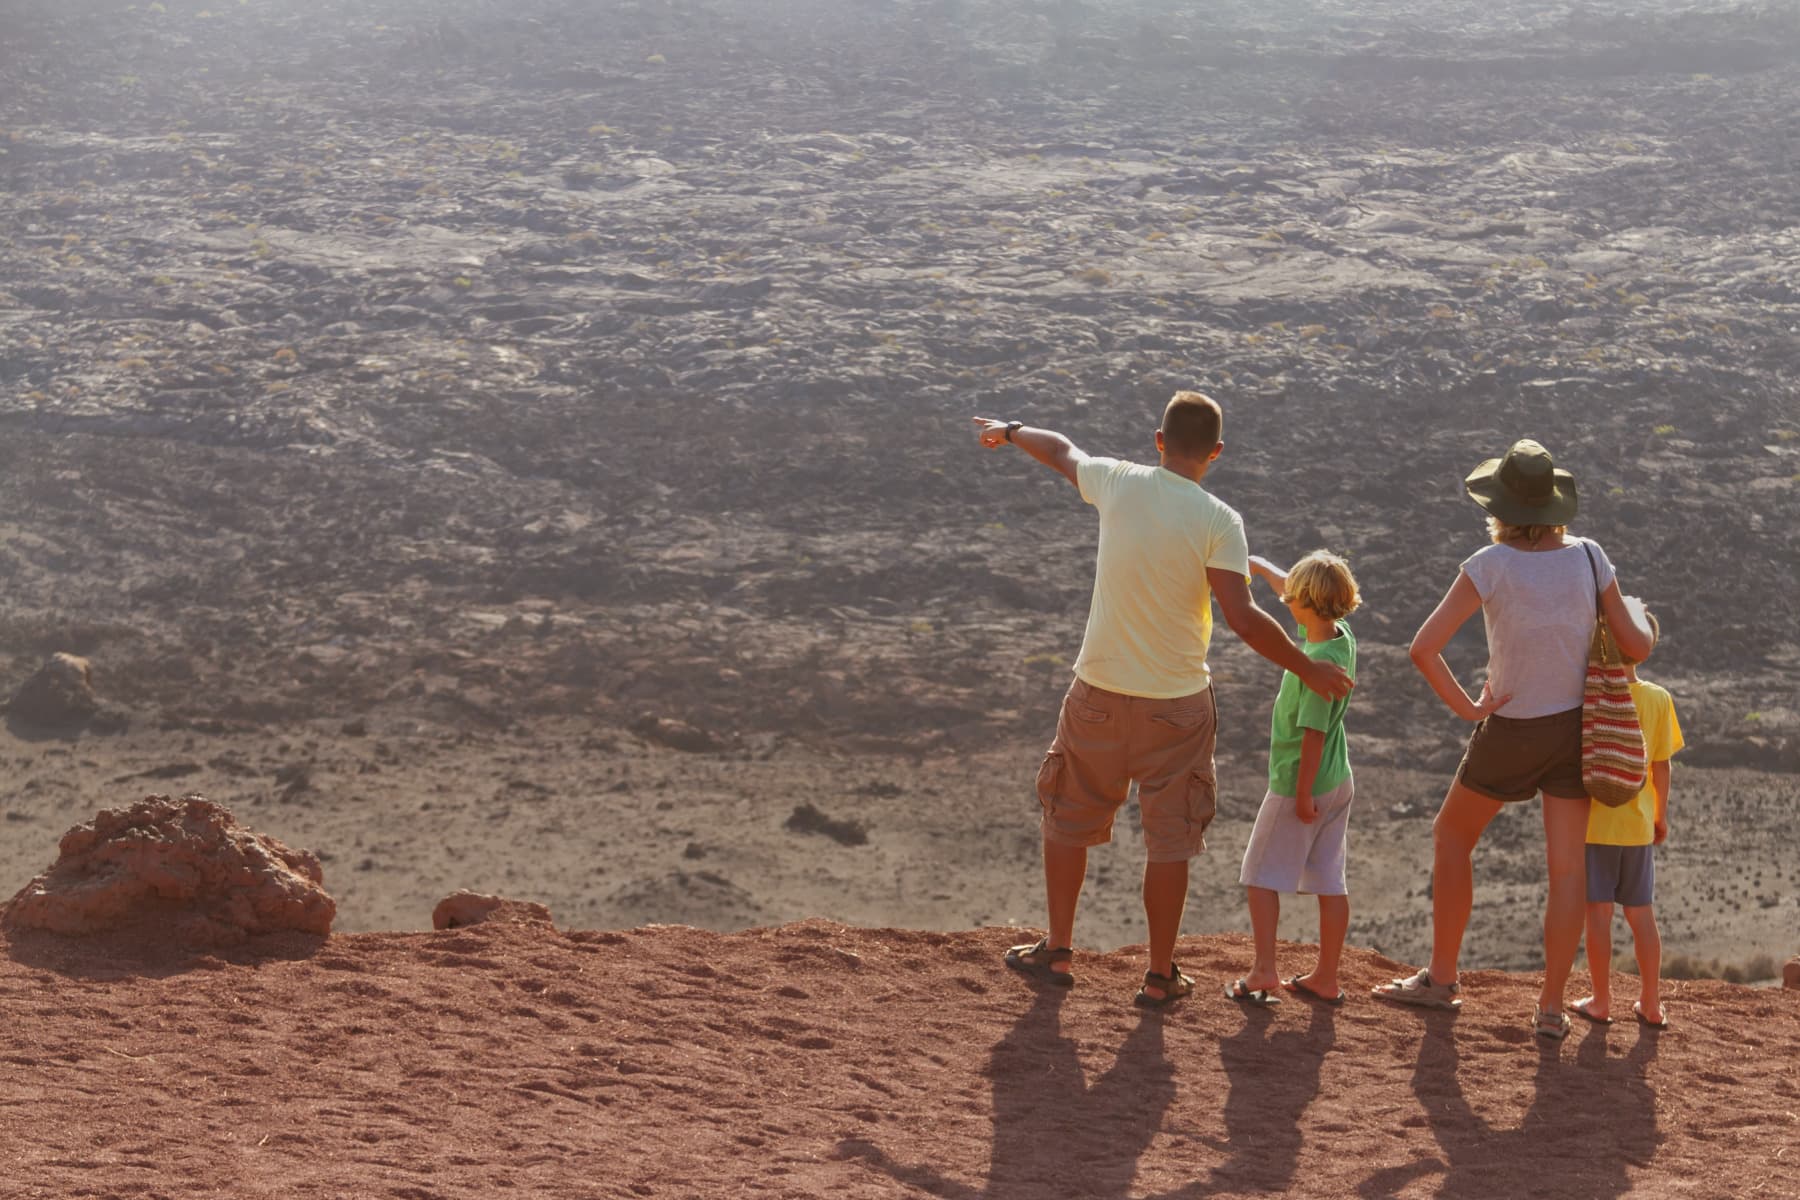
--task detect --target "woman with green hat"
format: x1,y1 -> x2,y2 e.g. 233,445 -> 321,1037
1373,439 -> 1654,1040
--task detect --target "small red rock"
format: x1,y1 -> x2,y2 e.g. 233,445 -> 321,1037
432,890 -> 555,930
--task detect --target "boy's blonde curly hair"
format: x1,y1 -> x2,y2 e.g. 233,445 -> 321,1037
1282,550 -> 1361,623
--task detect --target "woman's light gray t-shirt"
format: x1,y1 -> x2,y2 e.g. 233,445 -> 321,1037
1460,538 -> 1615,719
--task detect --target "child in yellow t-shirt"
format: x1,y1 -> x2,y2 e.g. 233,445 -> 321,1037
1572,611 -> 1683,1030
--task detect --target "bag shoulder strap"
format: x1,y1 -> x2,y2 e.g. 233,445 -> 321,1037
1580,539 -> 1606,604
1581,540 -> 1619,663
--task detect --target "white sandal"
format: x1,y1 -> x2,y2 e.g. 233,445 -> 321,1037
1372,968 -> 1462,1010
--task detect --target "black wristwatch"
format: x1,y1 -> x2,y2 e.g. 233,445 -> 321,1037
1004,421 -> 1024,443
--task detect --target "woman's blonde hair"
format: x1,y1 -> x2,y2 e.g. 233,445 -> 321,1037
1282,550 -> 1361,622
1487,516 -> 1566,546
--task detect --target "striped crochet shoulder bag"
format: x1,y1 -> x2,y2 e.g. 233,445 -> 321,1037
1580,543 -> 1647,807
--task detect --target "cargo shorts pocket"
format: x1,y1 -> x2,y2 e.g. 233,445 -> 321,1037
1185,769 -> 1217,842
1035,752 -> 1065,816
1068,698 -> 1109,725
1150,704 -> 1211,731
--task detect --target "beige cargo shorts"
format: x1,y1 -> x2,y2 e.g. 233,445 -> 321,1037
1035,677 -> 1219,863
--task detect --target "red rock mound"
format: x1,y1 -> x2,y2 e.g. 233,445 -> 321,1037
1,794 -> 334,944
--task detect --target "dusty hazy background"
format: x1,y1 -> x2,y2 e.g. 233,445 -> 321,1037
2,0 -> 1797,974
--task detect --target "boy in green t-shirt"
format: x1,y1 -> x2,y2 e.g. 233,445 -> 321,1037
1227,551 -> 1361,1006
1572,611 -> 1683,1030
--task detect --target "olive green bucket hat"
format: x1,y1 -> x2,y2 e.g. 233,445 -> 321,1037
1464,439 -> 1578,525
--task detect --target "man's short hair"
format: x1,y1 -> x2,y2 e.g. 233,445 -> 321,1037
1161,391 -> 1222,458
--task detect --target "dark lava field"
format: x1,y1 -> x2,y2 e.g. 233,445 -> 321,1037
2,0 -> 1797,773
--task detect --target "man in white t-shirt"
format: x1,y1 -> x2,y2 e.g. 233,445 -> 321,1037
974,392 -> 1354,1006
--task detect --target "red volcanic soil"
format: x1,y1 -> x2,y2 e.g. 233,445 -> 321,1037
2,919 -> 1796,1199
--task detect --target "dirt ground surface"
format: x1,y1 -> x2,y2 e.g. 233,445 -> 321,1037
2,0 -> 1800,1193
2,921 -> 1797,1199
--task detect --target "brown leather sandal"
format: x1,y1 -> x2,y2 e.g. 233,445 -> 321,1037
1133,964 -> 1194,1008
1004,938 -> 1074,987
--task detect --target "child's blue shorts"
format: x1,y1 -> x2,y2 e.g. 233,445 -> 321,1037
1586,843 -> 1654,907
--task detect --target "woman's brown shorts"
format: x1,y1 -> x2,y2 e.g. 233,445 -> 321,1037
1456,705 -> 1585,803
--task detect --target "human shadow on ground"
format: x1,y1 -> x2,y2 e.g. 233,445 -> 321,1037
1146,995 -> 1338,1198
838,984 -> 1177,1198
3,927 -> 329,980
1356,1015 -> 1660,1199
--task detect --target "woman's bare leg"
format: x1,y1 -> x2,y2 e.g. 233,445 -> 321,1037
1538,794 -> 1591,1013
1427,782 -> 1504,984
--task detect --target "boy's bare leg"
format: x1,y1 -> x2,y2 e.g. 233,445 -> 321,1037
1623,904 -> 1663,1024
1142,859 -> 1189,988
1427,782 -> 1503,984
1573,902 -> 1616,1019
1243,886 -> 1282,992
1299,894 -> 1349,997
1042,839 -> 1086,979
1538,795 -> 1591,1014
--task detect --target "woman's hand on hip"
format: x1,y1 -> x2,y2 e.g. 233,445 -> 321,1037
1463,680 -> 1511,722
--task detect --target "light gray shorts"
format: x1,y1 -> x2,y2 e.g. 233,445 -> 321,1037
1238,775 -> 1355,896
